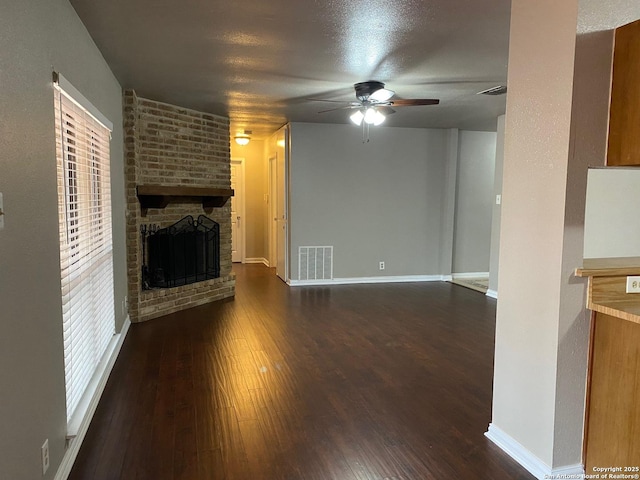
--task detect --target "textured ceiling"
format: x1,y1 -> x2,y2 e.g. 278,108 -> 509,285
578,0 -> 640,33
69,0 -> 511,138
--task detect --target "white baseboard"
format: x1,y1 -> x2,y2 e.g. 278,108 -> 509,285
452,271 -> 489,279
288,275 -> 447,286
441,274 -> 453,282
550,463 -> 588,478
486,289 -> 498,299
244,257 -> 269,267
485,424 -> 584,480
54,316 -> 131,480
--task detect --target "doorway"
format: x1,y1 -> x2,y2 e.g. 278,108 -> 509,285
230,158 -> 245,263
269,152 -> 287,280
275,150 -> 287,280
268,155 -> 277,269
268,128 -> 288,282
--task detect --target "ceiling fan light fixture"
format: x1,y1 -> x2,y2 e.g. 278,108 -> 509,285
234,136 -> 250,146
363,107 -> 386,125
350,110 -> 364,126
316,81 -> 439,136
363,107 -> 378,124
372,110 -> 386,126
369,88 -> 395,102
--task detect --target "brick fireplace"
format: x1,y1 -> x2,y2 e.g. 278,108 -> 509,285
124,90 -> 235,322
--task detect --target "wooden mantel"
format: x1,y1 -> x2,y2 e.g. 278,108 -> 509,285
136,185 -> 234,209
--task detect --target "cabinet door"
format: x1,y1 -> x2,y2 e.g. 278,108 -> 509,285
608,19 -> 640,166
585,313 -> 640,474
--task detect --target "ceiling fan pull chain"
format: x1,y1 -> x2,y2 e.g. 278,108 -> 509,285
362,121 -> 370,143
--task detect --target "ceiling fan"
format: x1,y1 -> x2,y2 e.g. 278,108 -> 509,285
314,80 -> 440,127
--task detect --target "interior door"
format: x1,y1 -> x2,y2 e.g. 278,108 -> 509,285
275,148 -> 287,281
230,159 -> 244,263
269,156 -> 277,268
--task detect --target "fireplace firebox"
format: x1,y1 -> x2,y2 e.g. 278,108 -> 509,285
142,215 -> 220,289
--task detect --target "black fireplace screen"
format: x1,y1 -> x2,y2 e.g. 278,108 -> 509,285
142,215 -> 220,289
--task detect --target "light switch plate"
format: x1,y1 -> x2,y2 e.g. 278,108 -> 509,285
0,192 -> 4,230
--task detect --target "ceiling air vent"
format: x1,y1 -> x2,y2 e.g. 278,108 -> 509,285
477,85 -> 507,96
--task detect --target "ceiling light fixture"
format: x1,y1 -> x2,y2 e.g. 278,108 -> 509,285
371,109 -> 386,126
350,107 -> 386,127
315,80 -> 439,143
368,88 -> 394,102
234,136 -> 250,146
350,106 -> 387,143
363,107 -> 377,124
350,110 -> 365,126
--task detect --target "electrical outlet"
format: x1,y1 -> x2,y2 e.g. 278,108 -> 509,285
121,296 -> 129,316
626,276 -> 640,293
496,194 -> 501,205
379,261 -> 385,270
41,439 -> 50,475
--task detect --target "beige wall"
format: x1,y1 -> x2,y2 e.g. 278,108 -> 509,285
452,131 -> 497,274
231,139 -> 268,262
492,0 -> 580,468
492,0 -> 636,473
488,115 -> 505,294
553,24 -> 613,464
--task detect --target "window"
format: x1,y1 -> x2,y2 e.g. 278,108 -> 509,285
53,73 -> 114,426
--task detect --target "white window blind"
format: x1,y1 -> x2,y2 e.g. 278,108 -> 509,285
54,77 -> 115,424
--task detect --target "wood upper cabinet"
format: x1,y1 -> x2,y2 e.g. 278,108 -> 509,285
608,19 -> 640,166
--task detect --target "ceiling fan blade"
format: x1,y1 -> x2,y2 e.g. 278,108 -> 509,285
378,106 -> 396,115
390,99 -> 440,106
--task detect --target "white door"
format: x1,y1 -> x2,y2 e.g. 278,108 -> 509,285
230,158 -> 245,263
275,148 -> 287,280
269,156 -> 277,268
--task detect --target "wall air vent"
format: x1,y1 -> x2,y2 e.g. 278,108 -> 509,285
299,246 -> 333,281
477,85 -> 508,96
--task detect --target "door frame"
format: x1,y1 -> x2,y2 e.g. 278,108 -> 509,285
275,129 -> 291,284
231,157 -> 246,263
268,155 -> 277,268
283,126 -> 290,282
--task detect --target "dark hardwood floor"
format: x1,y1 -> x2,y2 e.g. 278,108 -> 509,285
69,264 -> 533,480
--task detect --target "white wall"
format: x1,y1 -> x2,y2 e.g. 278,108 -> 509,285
0,1 -> 125,478
452,131 -> 497,274
288,122 -> 448,280
584,168 -> 640,258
